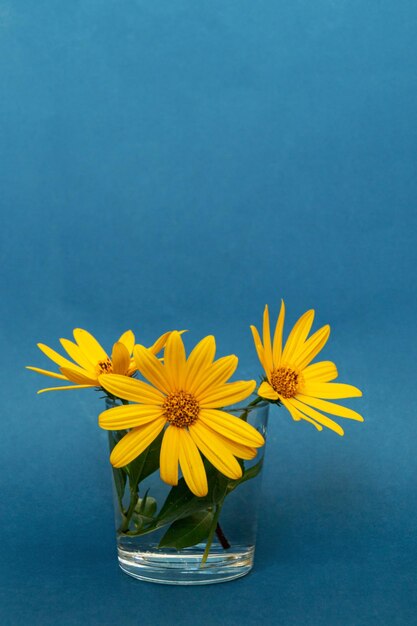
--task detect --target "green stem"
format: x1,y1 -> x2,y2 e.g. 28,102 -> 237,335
201,503 -> 224,565
238,395 -> 264,422
119,483 -> 139,533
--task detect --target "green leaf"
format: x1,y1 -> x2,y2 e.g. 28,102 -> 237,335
229,457 -> 264,491
156,477 -> 210,525
158,510 -> 215,550
123,457 -> 265,538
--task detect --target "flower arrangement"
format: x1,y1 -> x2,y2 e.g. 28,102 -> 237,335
27,300 -> 363,583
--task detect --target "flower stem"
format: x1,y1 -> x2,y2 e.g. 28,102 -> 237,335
119,484 -> 139,533
215,523 -> 230,549
201,503 -> 223,565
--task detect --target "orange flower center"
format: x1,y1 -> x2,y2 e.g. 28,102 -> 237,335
163,390 -> 200,428
96,358 -> 113,376
270,367 -> 299,399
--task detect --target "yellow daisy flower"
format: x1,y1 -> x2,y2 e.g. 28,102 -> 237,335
250,300 -> 363,436
26,329 -> 173,394
98,331 -> 265,497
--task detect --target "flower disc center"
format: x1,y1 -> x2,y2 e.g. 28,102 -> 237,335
163,391 -> 200,428
96,358 -> 113,376
271,367 -> 299,399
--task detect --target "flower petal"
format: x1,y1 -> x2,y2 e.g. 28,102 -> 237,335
37,384 -> 92,394
160,425 -> 181,486
164,331 -> 186,390
59,339 -> 95,370
73,329 -> 108,364
282,309 -> 315,364
37,343 -> 82,371
204,426 -> 257,460
99,373 -> 165,404
301,382 -> 362,399
60,367 -> 98,385
148,330 -> 178,355
111,342 -> 131,375
26,366 -> 69,380
293,325 -> 330,370
262,305 -> 274,372
272,299 -> 286,366
302,361 -> 338,383
296,394 -> 364,421
184,335 -> 216,391
99,404 -> 164,430
281,398 -> 323,430
189,421 -> 243,480
289,398 -> 344,436
118,330 -> 135,355
193,355 -> 238,399
133,344 -> 171,394
199,409 -> 265,447
178,429 -> 208,497
110,417 -> 166,467
199,380 -> 256,408
258,380 -> 279,400
250,325 -> 267,373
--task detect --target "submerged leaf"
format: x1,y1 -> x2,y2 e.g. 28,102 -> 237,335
158,510 -> 215,549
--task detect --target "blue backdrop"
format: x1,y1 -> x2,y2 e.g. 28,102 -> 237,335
1,2 -> 416,624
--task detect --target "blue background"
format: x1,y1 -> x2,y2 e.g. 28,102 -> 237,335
1,1 -> 416,624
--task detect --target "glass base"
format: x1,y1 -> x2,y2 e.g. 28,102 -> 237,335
117,543 -> 255,585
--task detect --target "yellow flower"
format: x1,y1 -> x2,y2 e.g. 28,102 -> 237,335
98,331 -> 265,497
27,329 -> 173,394
251,300 -> 363,436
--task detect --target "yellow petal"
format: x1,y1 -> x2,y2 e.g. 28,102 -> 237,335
262,305 -> 274,372
282,309 -> 315,363
301,382 -> 362,399
127,358 -> 137,376
26,366 -> 69,380
37,343 -> 81,370
133,344 -> 171,394
118,330 -> 135,355
189,421 -> 242,480
289,398 -> 344,436
60,367 -> 98,385
193,355 -> 238,399
281,398 -> 323,430
302,361 -> 338,383
199,409 -> 265,446
99,404 -> 164,430
213,436 -> 257,460
293,325 -> 330,370
164,331 -> 186,390
199,380 -> 256,408
160,425 -> 180,486
110,418 -> 166,467
250,325 -> 267,373
73,329 -> 108,364
59,339 -> 95,370
99,373 -> 165,404
296,394 -> 364,421
201,425 -> 257,459
37,384 -> 92,394
111,342 -> 131,375
184,335 -> 216,391
178,429 -> 208,497
272,299 -> 286,366
258,380 -> 279,400
148,330 -> 183,356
